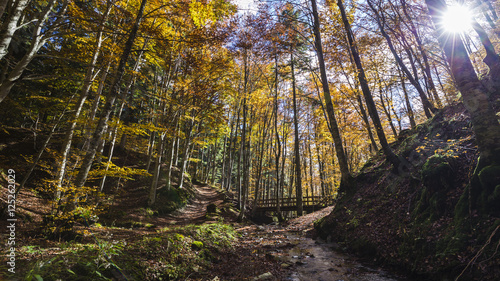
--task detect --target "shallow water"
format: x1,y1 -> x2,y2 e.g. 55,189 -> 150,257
243,223 -> 413,281
282,235 -> 409,281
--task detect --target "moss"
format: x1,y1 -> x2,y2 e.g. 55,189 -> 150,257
421,154 -> 454,191
399,133 -> 418,158
477,165 -> 500,214
478,165 -> 500,189
191,241 -> 204,250
454,185 -> 471,221
154,186 -> 192,214
412,187 -> 429,220
173,233 -> 185,241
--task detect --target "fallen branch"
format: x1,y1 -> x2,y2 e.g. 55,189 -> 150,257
455,224 -> 500,280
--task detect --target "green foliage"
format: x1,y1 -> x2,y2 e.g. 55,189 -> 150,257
87,161 -> 151,181
43,199 -> 105,239
153,186 -> 192,214
118,223 -> 237,280
191,240 -> 204,250
25,257 -> 60,281
23,240 -> 124,281
21,245 -> 43,255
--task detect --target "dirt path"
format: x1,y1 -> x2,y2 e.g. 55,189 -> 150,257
88,183 -> 228,243
164,184 -> 225,224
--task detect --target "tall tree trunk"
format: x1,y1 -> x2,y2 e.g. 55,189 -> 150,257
220,133 -> 228,187
273,53 -> 282,216
400,0 -> 442,108
238,48 -> 249,221
148,133 -> 166,207
426,0 -> 500,182
311,0 -> 352,191
73,0 -> 148,188
165,117 -> 179,190
379,89 -> 398,137
12,94 -> 73,200
337,0 -> 400,168
315,131 -> 326,197
54,1 -> 112,198
0,0 -> 30,61
290,51 -> 303,216
99,37 -> 147,191
357,94 -> 379,152
0,0 -> 64,102
87,58 -> 113,130
251,122 -> 270,215
307,134 -> 315,204
179,119 -> 195,189
399,67 -> 417,129
366,0 -> 435,119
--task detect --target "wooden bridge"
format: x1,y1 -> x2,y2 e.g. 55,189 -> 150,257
254,195 -> 334,213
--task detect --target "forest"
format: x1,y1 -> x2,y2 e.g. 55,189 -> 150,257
0,0 -> 499,280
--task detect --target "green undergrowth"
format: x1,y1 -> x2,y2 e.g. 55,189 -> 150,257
11,222 -> 237,281
153,185 -> 193,215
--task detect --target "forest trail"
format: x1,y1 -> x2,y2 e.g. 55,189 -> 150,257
89,182 -> 229,243
164,184 -> 225,224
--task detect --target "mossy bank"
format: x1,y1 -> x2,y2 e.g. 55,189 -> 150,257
315,103 -> 500,280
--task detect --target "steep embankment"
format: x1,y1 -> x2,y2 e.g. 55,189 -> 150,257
315,102 -> 500,280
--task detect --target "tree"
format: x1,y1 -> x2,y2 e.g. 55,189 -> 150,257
335,0 -> 400,167
366,0 -> 437,119
310,0 -> 352,191
0,0 -> 68,103
73,0 -> 148,189
425,0 -> 500,210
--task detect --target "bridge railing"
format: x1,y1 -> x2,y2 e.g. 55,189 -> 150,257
256,196 -> 330,208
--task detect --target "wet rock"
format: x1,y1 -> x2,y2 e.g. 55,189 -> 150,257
328,268 -> 339,272
281,263 -> 292,268
252,272 -> 275,281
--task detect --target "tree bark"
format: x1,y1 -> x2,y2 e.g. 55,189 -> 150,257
311,0 -> 352,190
148,133 -> 165,207
367,0 -> 436,119
0,0 -> 30,61
426,0 -> 500,167
291,51 -> 303,216
0,0 -> 64,103
55,1 -> 113,197
399,0 -> 442,108
74,0 -> 148,188
273,52 -> 282,216
337,0 -> 400,168
399,67 -> 417,129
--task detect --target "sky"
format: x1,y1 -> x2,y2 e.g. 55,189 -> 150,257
233,0 -> 258,13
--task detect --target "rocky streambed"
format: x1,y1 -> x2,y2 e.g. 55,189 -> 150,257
242,224 -> 412,281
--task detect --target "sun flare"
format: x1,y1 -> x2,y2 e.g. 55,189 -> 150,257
442,4 -> 473,33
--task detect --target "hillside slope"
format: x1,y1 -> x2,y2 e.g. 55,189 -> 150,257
315,102 -> 500,280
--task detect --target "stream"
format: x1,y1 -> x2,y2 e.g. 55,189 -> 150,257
284,234 -> 409,281
243,224 -> 412,281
